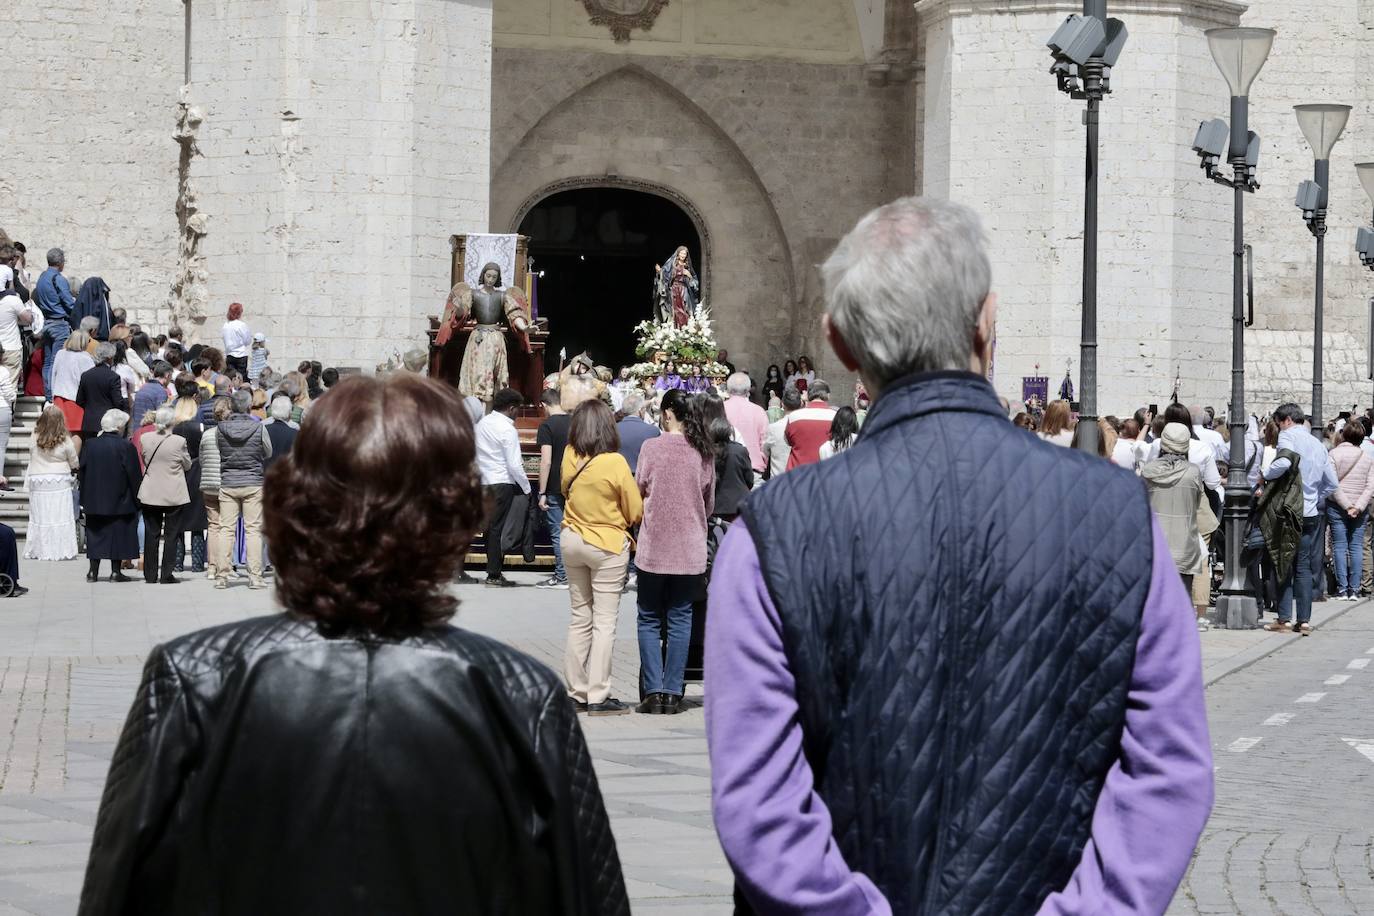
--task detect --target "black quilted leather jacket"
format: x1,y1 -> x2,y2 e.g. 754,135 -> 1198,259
78,614 -> 630,916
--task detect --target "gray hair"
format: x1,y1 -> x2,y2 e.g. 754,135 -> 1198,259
154,406 -> 176,431
46,247 -> 64,267
80,316 -> 100,333
281,378 -> 301,400
621,391 -> 645,418
230,389 -> 253,413
269,395 -> 292,421
782,387 -> 804,411
725,372 -> 751,397
809,379 -> 831,401
822,196 -> 991,390
93,341 -> 116,363
100,408 -> 129,434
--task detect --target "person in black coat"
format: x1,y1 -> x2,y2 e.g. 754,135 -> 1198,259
78,409 -> 143,582
75,343 -> 127,439
79,374 -> 629,915
264,395 -> 298,468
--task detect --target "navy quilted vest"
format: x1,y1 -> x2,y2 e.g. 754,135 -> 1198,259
739,371 -> 1151,914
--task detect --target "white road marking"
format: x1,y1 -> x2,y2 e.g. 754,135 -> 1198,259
1263,713 -> 1295,726
1342,738 -> 1374,765
1295,693 -> 1327,703
1228,737 -> 1263,753
1348,658 -> 1371,670
1326,675 -> 1352,685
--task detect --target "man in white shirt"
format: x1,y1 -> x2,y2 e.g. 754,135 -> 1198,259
474,387 -> 531,587
1192,405 -> 1227,465
0,288 -> 34,380
762,387 -> 803,482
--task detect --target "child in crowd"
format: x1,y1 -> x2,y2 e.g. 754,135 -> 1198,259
249,333 -> 269,381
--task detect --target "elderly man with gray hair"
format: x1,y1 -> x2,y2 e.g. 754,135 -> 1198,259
264,395 -> 299,470
705,197 -> 1213,914
214,388 -> 273,589
74,342 -> 127,439
722,371 -> 768,483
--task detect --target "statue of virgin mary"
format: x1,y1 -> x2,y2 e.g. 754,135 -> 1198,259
653,246 -> 699,328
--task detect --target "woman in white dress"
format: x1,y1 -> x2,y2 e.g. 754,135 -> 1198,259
24,405 -> 80,560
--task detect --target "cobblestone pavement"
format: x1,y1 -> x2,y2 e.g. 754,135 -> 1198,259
0,558 -> 1368,914
1169,599 -> 1374,915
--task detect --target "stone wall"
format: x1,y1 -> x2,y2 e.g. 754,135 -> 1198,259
3,0 -> 181,328
188,0 -> 493,372
491,46 -> 914,382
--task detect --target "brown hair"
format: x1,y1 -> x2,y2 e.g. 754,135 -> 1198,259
568,398 -> 620,458
1343,419 -> 1366,446
1012,412 -> 1033,430
1040,399 -> 1074,437
1120,418 -> 1141,440
202,347 -> 225,372
34,405 -> 70,452
264,374 -> 485,633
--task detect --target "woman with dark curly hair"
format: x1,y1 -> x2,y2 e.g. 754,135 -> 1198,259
79,374 -> 630,916
634,387 -> 715,715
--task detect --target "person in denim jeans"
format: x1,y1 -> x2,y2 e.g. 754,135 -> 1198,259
1264,404 -> 1339,634
633,388 -> 714,715
536,390 -> 571,589
1325,420 -> 1374,599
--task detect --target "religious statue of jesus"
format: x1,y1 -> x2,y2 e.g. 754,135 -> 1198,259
654,246 -> 699,328
436,262 -> 530,404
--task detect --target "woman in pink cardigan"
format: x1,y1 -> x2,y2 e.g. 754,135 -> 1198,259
634,388 -> 715,715
1327,420 -> 1374,599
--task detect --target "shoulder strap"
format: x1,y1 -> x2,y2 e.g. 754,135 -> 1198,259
145,437 -> 168,468
564,454 -> 599,494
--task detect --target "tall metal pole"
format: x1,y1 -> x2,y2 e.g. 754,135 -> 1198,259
1219,179 -> 1250,602
1078,92 -> 1100,454
1074,0 -> 1106,455
1311,155 -> 1330,438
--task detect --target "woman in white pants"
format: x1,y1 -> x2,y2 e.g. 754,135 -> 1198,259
24,405 -> 80,560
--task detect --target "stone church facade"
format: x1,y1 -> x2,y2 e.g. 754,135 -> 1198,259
5,0 -> 1374,416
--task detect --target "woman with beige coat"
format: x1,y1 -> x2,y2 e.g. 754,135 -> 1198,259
138,406 -> 192,584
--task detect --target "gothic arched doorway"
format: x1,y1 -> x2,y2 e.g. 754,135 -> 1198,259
517,186 -> 703,373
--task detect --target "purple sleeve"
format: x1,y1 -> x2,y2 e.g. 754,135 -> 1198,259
705,523 -> 891,916
1037,518 -> 1214,915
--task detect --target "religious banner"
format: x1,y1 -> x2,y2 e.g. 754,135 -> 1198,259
579,0 -> 671,42
462,234 -> 519,289
1022,376 -> 1049,405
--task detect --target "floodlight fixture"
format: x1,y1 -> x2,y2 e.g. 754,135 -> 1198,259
1295,104 -> 1351,160
1047,15 -> 1106,67
1295,180 -> 1322,214
1099,20 -> 1128,67
1358,226 -> 1374,265
1245,132 -> 1261,171
1205,28 -> 1276,99
1192,119 -> 1228,158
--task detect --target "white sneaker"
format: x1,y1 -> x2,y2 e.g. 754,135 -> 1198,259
536,576 -> 569,590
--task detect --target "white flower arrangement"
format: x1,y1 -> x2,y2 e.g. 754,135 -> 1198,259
633,305 -> 721,365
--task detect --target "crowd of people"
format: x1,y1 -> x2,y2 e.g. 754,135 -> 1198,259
1015,395 -> 1374,636
72,196 -> 1226,914
0,243 -> 337,589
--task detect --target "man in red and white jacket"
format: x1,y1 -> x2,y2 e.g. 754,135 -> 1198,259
784,379 -> 837,469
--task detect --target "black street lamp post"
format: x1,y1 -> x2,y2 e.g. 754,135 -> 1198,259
1354,163 -> 1374,410
1191,26 -> 1275,630
1294,104 -> 1352,437
1046,1 -> 1127,455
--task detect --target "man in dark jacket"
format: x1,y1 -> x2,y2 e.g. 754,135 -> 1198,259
264,395 -> 298,469
215,389 -> 272,590
705,197 -> 1214,915
131,361 -> 172,424
75,343 -> 128,438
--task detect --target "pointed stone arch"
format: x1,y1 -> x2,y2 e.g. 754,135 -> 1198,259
491,65 -> 797,373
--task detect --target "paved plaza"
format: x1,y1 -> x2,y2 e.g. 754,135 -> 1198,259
0,559 -> 1371,914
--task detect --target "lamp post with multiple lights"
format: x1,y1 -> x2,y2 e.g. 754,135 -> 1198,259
1045,1 -> 1127,455
1190,26 -> 1276,629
